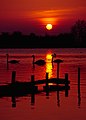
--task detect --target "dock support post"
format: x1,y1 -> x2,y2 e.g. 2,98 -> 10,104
31,75 -> 34,82
31,75 -> 35,87
65,73 -> 68,97
57,63 -> 59,79
46,73 -> 49,87
6,53 -> 9,70
78,67 -> 81,107
11,71 -> 16,84
65,73 -> 68,85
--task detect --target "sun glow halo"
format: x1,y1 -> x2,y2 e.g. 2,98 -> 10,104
46,24 -> 52,30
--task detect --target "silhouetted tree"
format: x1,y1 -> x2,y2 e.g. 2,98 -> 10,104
1,32 -> 9,40
71,20 -> 86,47
12,31 -> 22,38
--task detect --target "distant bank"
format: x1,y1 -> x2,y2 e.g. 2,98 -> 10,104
0,33 -> 86,48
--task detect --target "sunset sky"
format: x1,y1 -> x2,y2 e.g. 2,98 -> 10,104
0,0 -> 86,35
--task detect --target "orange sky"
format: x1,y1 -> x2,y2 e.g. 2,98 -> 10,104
0,0 -> 86,35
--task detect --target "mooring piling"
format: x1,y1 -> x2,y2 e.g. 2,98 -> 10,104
56,65 -> 59,85
46,72 -> 49,87
65,73 -> 68,86
78,67 -> 81,107
6,53 -> 9,70
31,75 -> 35,84
11,71 -> 16,84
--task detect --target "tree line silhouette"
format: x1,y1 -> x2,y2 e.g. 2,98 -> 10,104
0,20 -> 86,48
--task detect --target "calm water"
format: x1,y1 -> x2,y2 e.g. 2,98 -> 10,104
0,48 -> 86,120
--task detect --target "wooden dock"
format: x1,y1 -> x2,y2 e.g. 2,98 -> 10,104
0,71 -> 70,97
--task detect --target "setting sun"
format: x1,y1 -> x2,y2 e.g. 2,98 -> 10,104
46,24 -> 52,30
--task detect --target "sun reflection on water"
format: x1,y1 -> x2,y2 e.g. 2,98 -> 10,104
46,54 -> 53,79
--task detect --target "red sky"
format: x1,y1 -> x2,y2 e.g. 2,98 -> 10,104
0,0 -> 86,35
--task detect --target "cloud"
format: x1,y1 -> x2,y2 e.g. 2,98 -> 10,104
25,7 -> 86,21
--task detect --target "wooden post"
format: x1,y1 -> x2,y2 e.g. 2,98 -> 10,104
31,75 -> 38,93
11,71 -> 16,84
57,63 -> 59,79
46,73 -> 48,87
78,67 -> 81,107
31,75 -> 35,87
65,73 -> 68,97
6,53 -> 9,70
65,73 -> 68,84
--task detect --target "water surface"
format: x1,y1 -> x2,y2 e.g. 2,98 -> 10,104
0,48 -> 86,120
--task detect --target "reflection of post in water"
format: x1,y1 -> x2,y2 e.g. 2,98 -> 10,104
57,91 -> 60,107
31,93 -> 35,106
11,96 -> 16,108
65,73 -> 69,97
78,67 -> 81,107
31,75 -> 35,105
11,71 -> 16,107
45,73 -> 49,98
